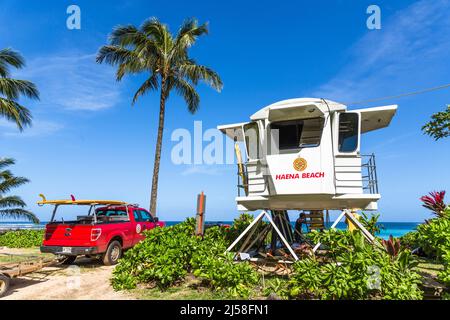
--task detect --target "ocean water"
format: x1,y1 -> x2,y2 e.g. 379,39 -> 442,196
166,221 -> 419,239
0,221 -> 420,239
371,222 -> 420,239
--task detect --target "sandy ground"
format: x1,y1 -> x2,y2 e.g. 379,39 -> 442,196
0,247 -> 135,300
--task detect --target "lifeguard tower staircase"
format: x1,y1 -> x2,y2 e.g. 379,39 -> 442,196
218,98 -> 397,261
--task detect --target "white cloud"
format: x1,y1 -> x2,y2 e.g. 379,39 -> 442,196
14,53 -> 122,111
312,0 -> 450,105
370,132 -> 415,150
0,119 -> 16,130
180,165 -> 232,176
0,118 -> 63,138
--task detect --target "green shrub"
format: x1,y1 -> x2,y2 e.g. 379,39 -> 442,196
112,214 -> 426,300
402,212 -> 450,290
112,219 -> 197,290
112,218 -> 259,297
438,249 -> 450,286
192,252 -> 259,297
224,213 -> 268,249
0,229 -> 44,248
415,216 -> 450,259
288,230 -> 423,300
400,231 -> 420,250
360,212 -> 384,235
262,277 -> 290,299
414,213 -> 450,287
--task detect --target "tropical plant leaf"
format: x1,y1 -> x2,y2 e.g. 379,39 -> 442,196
0,48 -> 25,77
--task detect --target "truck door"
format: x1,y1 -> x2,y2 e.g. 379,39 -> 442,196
112,207 -> 135,248
137,209 -> 156,231
131,208 -> 146,244
132,209 -> 155,244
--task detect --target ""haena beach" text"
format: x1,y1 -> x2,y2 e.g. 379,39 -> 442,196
275,172 -> 325,180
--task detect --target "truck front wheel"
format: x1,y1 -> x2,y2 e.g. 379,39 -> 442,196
102,240 -> 122,266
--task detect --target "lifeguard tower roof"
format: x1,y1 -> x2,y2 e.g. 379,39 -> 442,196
250,98 -> 346,121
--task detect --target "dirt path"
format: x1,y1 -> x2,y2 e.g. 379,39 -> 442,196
1,248 -> 135,300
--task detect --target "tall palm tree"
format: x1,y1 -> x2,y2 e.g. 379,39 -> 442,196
97,18 -> 223,215
0,48 -> 39,130
0,158 -> 38,223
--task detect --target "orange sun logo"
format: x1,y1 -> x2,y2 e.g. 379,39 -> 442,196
293,157 -> 307,171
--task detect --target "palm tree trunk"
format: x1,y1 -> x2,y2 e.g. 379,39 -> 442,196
149,83 -> 166,216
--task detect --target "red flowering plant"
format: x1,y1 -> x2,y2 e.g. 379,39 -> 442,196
382,235 -> 401,259
420,191 -> 448,218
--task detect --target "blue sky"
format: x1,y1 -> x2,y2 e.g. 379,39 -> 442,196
0,0 -> 449,222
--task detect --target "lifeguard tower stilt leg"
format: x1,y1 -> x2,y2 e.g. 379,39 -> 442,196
312,209 -> 378,253
226,210 -> 299,261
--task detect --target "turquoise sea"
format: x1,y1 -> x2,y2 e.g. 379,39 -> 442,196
0,221 -> 420,239
166,221 -> 420,239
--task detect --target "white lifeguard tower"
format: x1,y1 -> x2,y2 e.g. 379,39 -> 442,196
218,98 -> 397,261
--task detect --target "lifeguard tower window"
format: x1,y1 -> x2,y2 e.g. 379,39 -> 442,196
338,113 -> 359,152
270,117 -> 325,152
244,122 -> 260,159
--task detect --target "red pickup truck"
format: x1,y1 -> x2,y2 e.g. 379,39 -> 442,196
38,198 -> 164,265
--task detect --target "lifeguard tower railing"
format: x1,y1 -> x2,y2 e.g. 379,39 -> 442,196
361,153 -> 379,194
236,153 -> 379,196
237,164 -> 249,197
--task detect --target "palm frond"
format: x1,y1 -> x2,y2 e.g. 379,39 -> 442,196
172,78 -> 200,113
141,18 -> 174,56
132,75 -> 159,104
179,62 -> 223,91
0,97 -> 32,131
97,45 -> 135,65
141,18 -> 166,43
0,78 -> 40,100
0,48 -> 25,77
98,35 -> 161,81
97,45 -> 149,81
108,23 -> 164,60
0,158 -> 15,170
116,57 -> 153,81
109,25 -> 142,47
0,195 -> 26,208
97,18 -> 221,112
169,19 -> 208,64
0,208 -> 39,224
0,176 -> 30,193
175,18 -> 209,49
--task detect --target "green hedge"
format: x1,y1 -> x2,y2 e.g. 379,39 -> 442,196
0,229 -> 44,248
111,218 -> 259,298
112,215 -> 426,300
287,230 -> 423,300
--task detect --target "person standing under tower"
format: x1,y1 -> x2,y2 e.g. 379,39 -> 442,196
294,212 -> 307,242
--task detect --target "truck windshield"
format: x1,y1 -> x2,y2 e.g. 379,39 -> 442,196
96,210 -> 127,217
96,209 -> 129,222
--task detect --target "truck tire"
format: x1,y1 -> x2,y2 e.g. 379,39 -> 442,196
60,256 -> 77,265
0,274 -> 10,298
102,240 -> 122,266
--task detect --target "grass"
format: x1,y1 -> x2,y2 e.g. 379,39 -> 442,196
0,247 -> 53,264
129,276 -> 228,300
128,274 -> 284,300
415,257 -> 445,277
